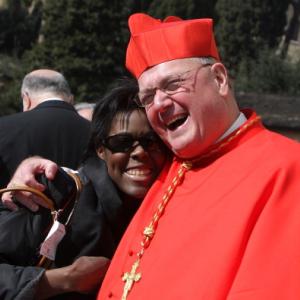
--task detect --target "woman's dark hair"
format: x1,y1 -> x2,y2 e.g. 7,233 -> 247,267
83,77 -> 141,160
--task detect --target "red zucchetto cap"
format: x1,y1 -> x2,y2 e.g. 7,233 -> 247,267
126,13 -> 220,78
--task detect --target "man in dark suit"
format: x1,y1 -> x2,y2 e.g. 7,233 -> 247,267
0,69 -> 90,187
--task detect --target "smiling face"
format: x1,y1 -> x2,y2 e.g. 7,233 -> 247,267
138,57 -> 239,159
97,109 -> 167,200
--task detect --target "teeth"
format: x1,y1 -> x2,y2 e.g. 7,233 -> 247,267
166,114 -> 187,130
166,115 -> 186,127
127,169 -> 151,176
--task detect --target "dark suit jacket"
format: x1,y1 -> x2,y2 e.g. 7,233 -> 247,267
0,100 -> 90,187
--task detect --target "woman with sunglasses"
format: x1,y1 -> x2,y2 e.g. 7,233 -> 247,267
0,78 -> 168,299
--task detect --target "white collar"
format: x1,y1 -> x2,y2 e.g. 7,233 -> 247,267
41,98 -> 64,102
216,112 -> 247,143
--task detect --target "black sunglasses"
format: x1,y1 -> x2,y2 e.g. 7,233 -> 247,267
102,132 -> 162,153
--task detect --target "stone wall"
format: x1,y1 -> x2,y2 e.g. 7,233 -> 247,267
236,92 -> 300,142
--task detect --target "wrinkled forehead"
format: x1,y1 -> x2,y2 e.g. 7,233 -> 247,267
138,57 -> 202,90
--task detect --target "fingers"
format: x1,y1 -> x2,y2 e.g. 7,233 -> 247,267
1,156 -> 58,211
9,174 -> 45,192
1,191 -> 18,211
44,162 -> 58,180
1,189 -> 49,211
12,156 -> 59,191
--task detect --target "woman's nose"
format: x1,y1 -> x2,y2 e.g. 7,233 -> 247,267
131,142 -> 148,159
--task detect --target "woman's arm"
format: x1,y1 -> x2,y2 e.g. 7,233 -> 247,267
0,256 -> 109,300
36,256 -> 110,299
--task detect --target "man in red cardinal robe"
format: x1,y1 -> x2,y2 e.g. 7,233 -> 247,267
97,13 -> 300,300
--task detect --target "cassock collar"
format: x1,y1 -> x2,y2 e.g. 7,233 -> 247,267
216,112 -> 247,143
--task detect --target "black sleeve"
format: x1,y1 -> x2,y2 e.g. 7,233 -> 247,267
0,264 -> 45,300
0,167 -> 77,266
0,169 -> 77,300
53,157 -> 125,268
36,167 -> 77,210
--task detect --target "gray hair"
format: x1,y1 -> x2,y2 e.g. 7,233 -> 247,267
195,57 -> 217,65
21,72 -> 72,100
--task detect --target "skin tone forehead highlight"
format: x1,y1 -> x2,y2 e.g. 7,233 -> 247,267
138,57 -> 203,92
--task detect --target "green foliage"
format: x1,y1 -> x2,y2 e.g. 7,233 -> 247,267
24,0 -> 130,102
0,0 -> 298,115
147,0 -> 217,19
125,0 -> 152,13
0,0 -> 42,116
215,0 -> 290,73
0,54 -> 24,115
235,48 -> 300,96
0,0 -> 42,57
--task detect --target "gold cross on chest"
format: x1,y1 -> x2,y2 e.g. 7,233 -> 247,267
121,260 -> 141,300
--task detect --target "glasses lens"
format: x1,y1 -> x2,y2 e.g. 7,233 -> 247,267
103,132 -> 161,153
134,94 -> 145,107
103,134 -> 134,153
139,132 -> 161,150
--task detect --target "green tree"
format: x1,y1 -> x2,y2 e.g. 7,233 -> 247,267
281,0 -> 300,58
147,0 -> 217,19
24,0 -> 130,102
0,0 -> 42,115
0,54 -> 24,115
235,48 -> 300,95
124,0 -> 152,13
0,0 -> 42,57
215,0 -> 290,73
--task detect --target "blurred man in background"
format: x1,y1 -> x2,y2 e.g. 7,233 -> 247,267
0,69 -> 90,187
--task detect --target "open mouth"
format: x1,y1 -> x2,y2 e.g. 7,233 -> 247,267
166,115 -> 188,131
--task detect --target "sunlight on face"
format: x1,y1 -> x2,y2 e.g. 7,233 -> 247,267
139,58 -> 233,159
98,110 -> 167,200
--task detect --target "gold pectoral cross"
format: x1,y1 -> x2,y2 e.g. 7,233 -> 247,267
121,260 -> 141,300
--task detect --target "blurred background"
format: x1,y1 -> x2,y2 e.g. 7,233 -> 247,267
0,0 -> 299,139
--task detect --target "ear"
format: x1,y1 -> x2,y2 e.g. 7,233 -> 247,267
96,146 -> 106,160
69,94 -> 74,105
22,92 -> 31,111
210,63 -> 229,96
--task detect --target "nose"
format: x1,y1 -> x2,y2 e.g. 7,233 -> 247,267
131,142 -> 148,160
152,89 -> 172,112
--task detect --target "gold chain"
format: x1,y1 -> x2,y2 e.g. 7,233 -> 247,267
121,116 -> 261,300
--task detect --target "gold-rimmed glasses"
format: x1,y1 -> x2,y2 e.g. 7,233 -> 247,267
135,63 -> 211,108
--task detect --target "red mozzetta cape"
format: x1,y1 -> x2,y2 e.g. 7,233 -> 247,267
98,110 -> 300,300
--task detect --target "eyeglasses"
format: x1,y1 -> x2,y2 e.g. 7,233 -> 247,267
135,64 -> 211,108
102,132 -> 162,153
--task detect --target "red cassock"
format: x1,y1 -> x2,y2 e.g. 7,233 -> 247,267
98,110 -> 300,300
